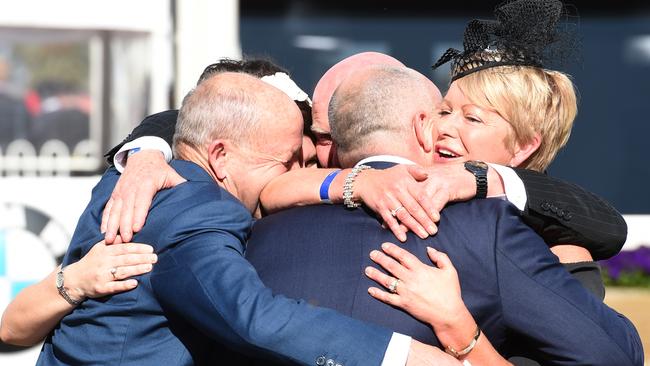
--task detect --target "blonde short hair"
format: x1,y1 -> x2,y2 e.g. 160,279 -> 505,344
455,66 -> 577,171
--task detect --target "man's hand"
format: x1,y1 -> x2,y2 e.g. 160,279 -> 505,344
101,150 -> 185,243
406,340 -> 461,366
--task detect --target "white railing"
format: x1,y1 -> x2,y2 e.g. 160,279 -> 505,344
0,139 -> 102,176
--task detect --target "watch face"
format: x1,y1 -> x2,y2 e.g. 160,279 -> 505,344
56,271 -> 64,288
466,160 -> 488,170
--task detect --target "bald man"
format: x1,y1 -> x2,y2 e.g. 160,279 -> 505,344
310,52 -> 405,168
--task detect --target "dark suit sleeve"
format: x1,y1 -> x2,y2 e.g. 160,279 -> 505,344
104,110 -> 179,164
150,217 -> 392,365
492,202 -> 643,366
513,168 -> 627,260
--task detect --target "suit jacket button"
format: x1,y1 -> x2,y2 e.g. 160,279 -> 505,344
316,356 -> 326,365
326,359 -> 335,366
540,202 -> 550,211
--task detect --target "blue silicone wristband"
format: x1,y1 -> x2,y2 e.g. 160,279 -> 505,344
319,169 -> 341,203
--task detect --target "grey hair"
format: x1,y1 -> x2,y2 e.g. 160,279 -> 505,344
173,73 -> 260,155
328,66 -> 428,162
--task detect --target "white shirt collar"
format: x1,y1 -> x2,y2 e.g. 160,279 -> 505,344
355,155 -> 416,167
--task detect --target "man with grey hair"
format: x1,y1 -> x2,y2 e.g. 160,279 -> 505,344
328,65 -> 439,169
36,71 -> 448,366
245,65 -> 642,365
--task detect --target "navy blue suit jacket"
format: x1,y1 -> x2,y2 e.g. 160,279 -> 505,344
37,160 -> 393,366
245,164 -> 643,365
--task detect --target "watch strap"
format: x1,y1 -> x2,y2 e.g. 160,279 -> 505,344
57,266 -> 82,306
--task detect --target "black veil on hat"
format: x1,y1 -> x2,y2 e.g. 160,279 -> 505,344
433,0 -> 577,81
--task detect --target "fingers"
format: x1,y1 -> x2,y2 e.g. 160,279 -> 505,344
426,246 -> 454,272
104,198 -> 122,244
101,198 -> 113,234
379,209 -> 407,242
394,190 -> 436,237
102,279 -> 139,295
111,263 -> 154,280
406,165 -> 429,181
132,191 -> 154,233
369,248 -> 408,279
381,242 -> 422,269
119,192 -> 136,243
367,286 -> 402,308
428,190 -> 450,220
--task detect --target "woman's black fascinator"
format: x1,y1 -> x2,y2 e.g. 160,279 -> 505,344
433,0 -> 578,81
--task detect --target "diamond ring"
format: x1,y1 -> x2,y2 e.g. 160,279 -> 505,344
390,206 -> 405,217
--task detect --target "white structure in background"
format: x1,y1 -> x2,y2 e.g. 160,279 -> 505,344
0,0 -> 239,364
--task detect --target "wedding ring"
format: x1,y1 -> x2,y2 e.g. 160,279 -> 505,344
390,206 -> 405,217
388,278 -> 401,293
110,267 -> 118,279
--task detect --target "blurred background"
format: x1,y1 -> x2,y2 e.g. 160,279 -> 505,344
0,0 -> 648,363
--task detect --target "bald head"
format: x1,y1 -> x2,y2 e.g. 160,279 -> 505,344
174,72 -> 299,154
311,52 -> 405,167
329,65 -> 442,167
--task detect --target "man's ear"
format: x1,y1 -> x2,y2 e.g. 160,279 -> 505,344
414,112 -> 433,153
208,140 -> 229,180
509,133 -> 541,167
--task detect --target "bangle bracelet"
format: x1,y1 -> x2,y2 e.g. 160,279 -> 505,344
319,170 -> 341,204
445,326 -> 481,359
342,165 -> 371,208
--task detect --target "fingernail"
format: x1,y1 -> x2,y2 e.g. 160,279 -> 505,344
428,225 -> 436,235
150,254 -> 158,263
381,243 -> 390,250
419,229 -> 428,239
127,279 -> 138,287
368,288 -> 376,296
365,267 -> 372,275
427,246 -> 437,253
370,250 -> 378,259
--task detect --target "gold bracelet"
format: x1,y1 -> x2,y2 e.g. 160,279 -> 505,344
445,326 -> 481,358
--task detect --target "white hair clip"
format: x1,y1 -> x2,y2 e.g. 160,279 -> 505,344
260,72 -> 312,107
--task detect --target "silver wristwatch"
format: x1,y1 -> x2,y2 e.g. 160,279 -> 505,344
56,266 -> 82,306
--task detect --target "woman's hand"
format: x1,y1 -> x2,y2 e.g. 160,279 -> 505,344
355,165 -> 441,242
101,150 -> 185,243
364,242 -> 469,331
63,237 -> 157,301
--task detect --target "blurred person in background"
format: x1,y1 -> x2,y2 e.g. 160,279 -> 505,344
30,80 -> 91,151
0,56 -> 31,149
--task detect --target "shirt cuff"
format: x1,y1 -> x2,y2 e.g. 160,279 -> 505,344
113,136 -> 172,173
381,333 -> 411,366
487,163 -> 527,211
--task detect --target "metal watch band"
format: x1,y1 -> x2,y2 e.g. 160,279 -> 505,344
342,165 -> 371,208
57,266 -> 82,306
464,160 -> 488,199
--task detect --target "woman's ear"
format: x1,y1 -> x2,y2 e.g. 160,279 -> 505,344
208,140 -> 228,180
414,112 -> 434,153
509,132 -> 541,167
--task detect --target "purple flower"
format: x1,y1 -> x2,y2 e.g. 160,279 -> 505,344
600,246 -> 650,280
